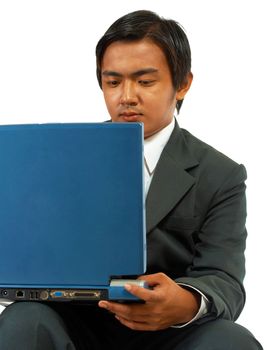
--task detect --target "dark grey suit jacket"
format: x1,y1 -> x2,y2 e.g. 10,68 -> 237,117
145,120 -> 247,322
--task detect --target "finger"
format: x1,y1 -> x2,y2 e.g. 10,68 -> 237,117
98,300 -> 132,316
124,283 -> 159,302
99,300 -> 153,324
115,315 -> 147,330
137,272 -> 167,287
115,315 -> 163,331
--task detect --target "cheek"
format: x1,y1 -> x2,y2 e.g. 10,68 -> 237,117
103,91 -> 117,111
148,99 -> 170,118
160,93 -> 178,115
148,88 -> 175,108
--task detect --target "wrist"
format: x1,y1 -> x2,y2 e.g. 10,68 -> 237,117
179,285 -> 201,323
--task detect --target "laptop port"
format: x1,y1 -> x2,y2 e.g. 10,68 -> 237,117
40,291 -> 49,300
50,291 -> 65,298
1,290 -> 8,297
16,290 -> 25,298
50,290 -> 101,300
72,291 -> 100,299
30,291 -> 39,300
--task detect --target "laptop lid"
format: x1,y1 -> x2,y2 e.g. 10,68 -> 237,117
0,123 -> 145,301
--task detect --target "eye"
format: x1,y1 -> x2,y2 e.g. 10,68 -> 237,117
106,80 -> 120,87
138,80 -> 155,87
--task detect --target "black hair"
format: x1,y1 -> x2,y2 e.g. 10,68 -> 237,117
96,10 -> 192,114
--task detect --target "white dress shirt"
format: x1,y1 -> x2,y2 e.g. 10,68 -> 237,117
144,118 -> 209,327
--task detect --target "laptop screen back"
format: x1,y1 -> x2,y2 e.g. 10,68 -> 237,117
0,123 -> 145,289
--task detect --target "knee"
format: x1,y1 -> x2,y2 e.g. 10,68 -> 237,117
1,302 -> 56,327
0,302 -> 74,350
189,319 -> 262,350
0,301 -> 67,340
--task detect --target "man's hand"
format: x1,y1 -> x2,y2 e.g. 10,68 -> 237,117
98,273 -> 200,331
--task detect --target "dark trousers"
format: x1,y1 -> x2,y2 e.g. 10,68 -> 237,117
0,302 -> 263,350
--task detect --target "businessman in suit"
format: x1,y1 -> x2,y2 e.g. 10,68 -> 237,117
96,9 -> 262,348
0,9 -> 263,350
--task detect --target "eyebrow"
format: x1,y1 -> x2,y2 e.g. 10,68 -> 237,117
102,68 -> 158,78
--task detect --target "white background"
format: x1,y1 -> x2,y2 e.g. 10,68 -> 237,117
0,0 -> 268,348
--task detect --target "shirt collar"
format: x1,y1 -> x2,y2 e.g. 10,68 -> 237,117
144,118 -> 175,175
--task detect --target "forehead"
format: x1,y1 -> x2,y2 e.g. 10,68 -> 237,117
101,39 -> 169,73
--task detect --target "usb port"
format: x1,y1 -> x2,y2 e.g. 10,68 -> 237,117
30,291 -> 39,299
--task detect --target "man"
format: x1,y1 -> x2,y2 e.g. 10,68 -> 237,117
0,10 -> 263,350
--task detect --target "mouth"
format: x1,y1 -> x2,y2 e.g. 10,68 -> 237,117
119,111 -> 143,122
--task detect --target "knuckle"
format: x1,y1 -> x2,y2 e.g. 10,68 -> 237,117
158,272 -> 168,281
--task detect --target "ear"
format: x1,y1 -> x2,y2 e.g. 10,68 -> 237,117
176,72 -> 193,101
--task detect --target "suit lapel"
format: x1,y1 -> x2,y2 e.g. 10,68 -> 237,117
145,121 -> 198,233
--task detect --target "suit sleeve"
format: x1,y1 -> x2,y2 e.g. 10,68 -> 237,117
175,163 -> 247,322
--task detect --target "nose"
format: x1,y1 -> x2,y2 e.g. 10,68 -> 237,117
120,81 -> 138,106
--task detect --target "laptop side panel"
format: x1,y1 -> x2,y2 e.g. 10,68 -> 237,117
0,280 -> 149,302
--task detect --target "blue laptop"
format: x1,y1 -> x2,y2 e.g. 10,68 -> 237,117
0,122 -> 146,302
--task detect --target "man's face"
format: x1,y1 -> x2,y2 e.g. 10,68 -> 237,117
100,39 -> 192,138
